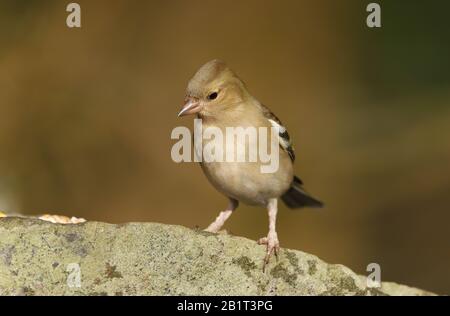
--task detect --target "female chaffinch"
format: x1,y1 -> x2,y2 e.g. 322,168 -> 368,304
178,60 -> 323,270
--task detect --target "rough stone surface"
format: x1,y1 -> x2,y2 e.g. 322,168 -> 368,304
0,217 -> 434,296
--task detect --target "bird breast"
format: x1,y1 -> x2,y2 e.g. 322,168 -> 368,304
197,120 -> 293,206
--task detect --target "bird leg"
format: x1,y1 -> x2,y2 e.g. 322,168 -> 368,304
204,198 -> 239,233
258,198 -> 280,272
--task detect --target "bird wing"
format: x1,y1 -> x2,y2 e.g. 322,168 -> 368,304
259,103 -> 296,162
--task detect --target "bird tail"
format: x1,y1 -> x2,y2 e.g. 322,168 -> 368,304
281,176 -> 324,209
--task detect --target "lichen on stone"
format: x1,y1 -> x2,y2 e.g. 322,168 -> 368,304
0,217 -> 435,296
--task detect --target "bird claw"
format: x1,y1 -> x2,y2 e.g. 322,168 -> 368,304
258,232 -> 280,272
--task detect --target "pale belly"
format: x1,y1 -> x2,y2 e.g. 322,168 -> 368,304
196,123 -> 293,206
200,160 -> 293,206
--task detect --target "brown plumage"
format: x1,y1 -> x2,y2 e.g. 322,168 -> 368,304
178,59 -> 323,271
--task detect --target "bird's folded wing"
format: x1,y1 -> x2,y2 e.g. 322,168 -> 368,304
260,104 -> 296,162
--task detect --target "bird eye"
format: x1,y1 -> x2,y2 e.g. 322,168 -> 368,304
207,92 -> 218,100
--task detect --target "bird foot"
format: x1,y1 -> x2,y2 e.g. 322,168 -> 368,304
204,224 -> 220,233
203,227 -> 229,235
257,231 -> 280,272
204,227 -> 216,233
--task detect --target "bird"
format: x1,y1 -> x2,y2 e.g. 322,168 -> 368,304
178,59 -> 323,271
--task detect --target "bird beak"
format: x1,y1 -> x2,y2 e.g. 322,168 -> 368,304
178,97 -> 201,117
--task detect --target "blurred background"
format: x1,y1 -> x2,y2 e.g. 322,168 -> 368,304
0,0 -> 449,294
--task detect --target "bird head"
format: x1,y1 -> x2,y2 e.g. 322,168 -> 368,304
178,60 -> 249,117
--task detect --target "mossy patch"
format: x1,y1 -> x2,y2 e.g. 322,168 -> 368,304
21,286 -> 35,296
285,250 -> 304,275
307,260 -> 317,275
64,233 -> 81,243
105,263 -> 123,279
323,265 -> 387,296
0,245 -> 15,266
270,263 -> 298,286
331,273 -> 359,292
232,256 -> 257,277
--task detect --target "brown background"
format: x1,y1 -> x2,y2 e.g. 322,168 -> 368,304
0,0 -> 449,294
